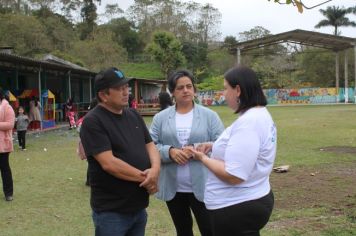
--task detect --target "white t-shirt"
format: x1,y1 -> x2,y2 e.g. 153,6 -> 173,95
204,107 -> 277,210
175,110 -> 194,192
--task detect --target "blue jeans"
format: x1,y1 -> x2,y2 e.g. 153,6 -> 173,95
92,209 -> 147,236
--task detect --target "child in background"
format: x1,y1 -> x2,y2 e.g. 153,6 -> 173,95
65,97 -> 76,129
15,106 -> 29,151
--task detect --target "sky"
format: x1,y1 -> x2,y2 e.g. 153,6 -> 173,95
100,0 -> 356,40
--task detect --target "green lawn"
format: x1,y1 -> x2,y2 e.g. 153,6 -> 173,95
0,104 -> 355,235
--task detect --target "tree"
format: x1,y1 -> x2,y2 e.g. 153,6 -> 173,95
102,17 -> 144,60
315,6 -> 356,35
146,31 -> 186,78
196,75 -> 224,91
296,48 -> 335,87
181,41 -> 208,81
96,3 -> 124,23
127,0 -> 221,44
33,7 -> 77,52
223,36 -> 238,55
238,26 -> 276,66
350,6 -> 356,14
195,3 -> 221,43
105,3 -> 123,18
268,0 -> 334,13
71,28 -> 127,71
79,0 -> 99,39
239,26 -> 271,41
251,54 -> 298,88
0,13 -> 51,56
0,0 -> 31,14
207,48 -> 235,76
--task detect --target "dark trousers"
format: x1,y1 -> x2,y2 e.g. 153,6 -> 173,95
166,192 -> 212,236
0,153 -> 13,197
17,130 -> 27,149
209,190 -> 274,236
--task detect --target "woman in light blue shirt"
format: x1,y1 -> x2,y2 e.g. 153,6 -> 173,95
150,70 -> 224,236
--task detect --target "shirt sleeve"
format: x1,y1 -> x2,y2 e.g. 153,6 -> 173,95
0,104 -> 15,131
149,113 -> 172,163
224,127 -> 260,181
80,115 -> 111,157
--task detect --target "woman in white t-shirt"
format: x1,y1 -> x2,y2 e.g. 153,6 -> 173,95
187,66 -> 276,236
150,70 -> 224,236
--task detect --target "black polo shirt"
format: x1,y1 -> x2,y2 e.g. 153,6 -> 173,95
80,106 -> 152,213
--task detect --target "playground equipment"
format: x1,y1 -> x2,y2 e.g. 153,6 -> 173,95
5,90 -> 18,110
41,89 -> 56,129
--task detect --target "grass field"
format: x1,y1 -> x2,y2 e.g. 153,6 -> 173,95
0,104 -> 355,236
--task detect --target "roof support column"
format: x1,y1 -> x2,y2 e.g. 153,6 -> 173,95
89,76 -> 92,101
335,52 -> 339,103
237,47 -> 241,65
68,71 -> 71,99
15,68 -> 18,89
38,66 -> 42,130
344,51 -> 348,103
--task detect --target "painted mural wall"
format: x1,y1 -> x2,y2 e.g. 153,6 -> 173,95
196,88 -> 356,106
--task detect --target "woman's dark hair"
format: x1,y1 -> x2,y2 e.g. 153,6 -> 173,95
158,91 -> 173,111
224,66 -> 267,113
167,69 -> 196,93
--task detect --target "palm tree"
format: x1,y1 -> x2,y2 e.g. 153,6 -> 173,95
315,6 -> 356,35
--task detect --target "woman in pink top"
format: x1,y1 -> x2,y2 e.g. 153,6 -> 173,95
0,88 -> 15,201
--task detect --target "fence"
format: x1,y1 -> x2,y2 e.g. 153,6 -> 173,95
196,87 -> 356,106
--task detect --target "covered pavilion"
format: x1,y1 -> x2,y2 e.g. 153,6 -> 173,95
234,29 -> 356,102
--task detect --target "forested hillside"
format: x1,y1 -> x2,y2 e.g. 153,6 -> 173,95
0,0 -> 354,88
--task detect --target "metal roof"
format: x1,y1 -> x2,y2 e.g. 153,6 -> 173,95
0,52 -> 96,76
235,29 -> 356,52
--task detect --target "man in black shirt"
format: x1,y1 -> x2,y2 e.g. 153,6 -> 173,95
80,67 -> 160,236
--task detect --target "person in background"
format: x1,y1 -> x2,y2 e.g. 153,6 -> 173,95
80,67 -> 160,236
65,97 -> 76,129
150,69 -> 224,236
77,98 -> 98,186
158,91 -> 173,111
128,94 -> 134,108
139,96 -> 145,104
15,106 -> 29,151
186,66 -> 277,236
128,94 -> 138,109
0,88 -> 15,201
131,97 -> 138,109
29,96 -> 41,131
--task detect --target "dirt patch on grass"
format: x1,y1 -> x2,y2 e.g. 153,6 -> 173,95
270,162 -> 356,210
319,146 -> 356,154
269,162 -> 356,234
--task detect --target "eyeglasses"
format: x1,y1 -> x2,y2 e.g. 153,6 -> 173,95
111,84 -> 129,92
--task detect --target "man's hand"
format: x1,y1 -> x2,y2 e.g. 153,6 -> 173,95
140,168 -> 159,195
169,147 -> 191,165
